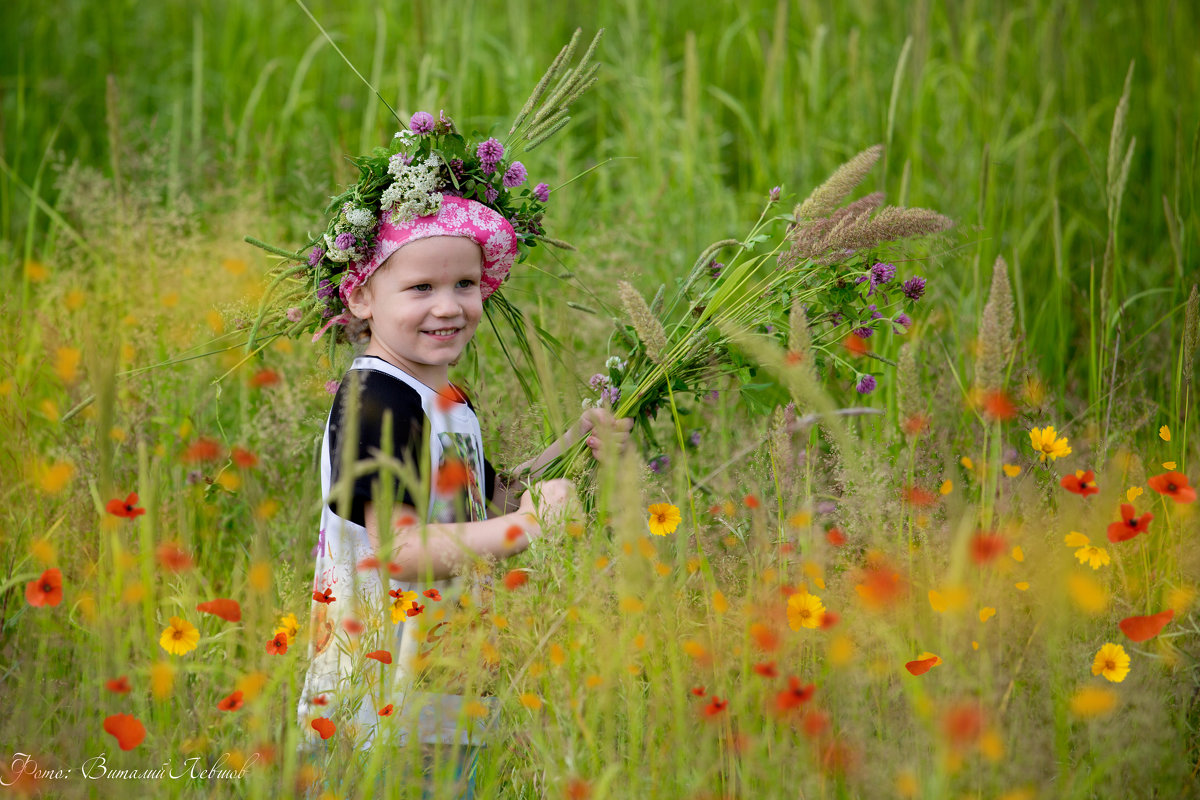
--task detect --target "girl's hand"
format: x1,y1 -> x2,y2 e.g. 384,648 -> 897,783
518,478 -> 582,533
580,408 -> 634,463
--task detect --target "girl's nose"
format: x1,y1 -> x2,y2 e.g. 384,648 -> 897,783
431,290 -> 462,317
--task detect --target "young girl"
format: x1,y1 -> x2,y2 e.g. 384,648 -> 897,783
296,190 -> 632,794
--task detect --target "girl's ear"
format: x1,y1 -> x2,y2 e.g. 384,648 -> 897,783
344,284 -> 372,320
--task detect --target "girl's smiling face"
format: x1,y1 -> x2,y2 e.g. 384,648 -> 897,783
346,236 -> 483,387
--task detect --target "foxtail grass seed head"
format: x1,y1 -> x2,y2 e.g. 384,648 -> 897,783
796,145 -> 883,222
1185,284 -> 1198,387
618,280 -> 669,366
975,256 -> 1015,395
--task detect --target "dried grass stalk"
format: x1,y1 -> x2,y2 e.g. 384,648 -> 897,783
975,256 -> 1015,395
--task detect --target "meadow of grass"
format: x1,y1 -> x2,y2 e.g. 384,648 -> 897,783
1,1 -> 1199,797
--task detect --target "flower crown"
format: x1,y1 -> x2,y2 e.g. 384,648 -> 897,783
244,28 -> 603,348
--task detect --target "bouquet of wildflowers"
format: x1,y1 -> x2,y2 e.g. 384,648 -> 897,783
544,145 -> 953,479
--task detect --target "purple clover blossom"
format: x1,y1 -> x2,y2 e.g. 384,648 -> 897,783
688,431 -> 702,447
317,279 -> 336,300
709,260 -> 724,278
437,110 -> 454,132
894,312 -> 913,331
854,275 -> 869,286
448,159 -> 465,181
334,232 -> 356,250
325,380 -> 341,395
600,385 -> 621,406
648,454 -> 670,473
484,186 -> 499,204
856,374 -> 877,394
409,111 -> 435,134
503,161 -> 528,189
308,247 -> 325,267
533,182 -> 550,203
902,276 -> 927,302
870,262 -> 896,287
286,307 -> 303,323
827,311 -> 844,325
476,138 -> 504,173
853,326 -> 874,339
768,185 -> 781,203
589,373 -> 610,391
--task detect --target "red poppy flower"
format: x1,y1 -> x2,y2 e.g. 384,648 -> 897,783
423,589 -> 442,601
905,657 -> 939,676
26,569 -> 63,607
702,697 -> 728,717
902,485 -> 937,507
311,718 -> 335,740
1119,609 -> 1175,642
690,686 -> 707,697
843,335 -> 869,356
106,676 -> 131,694
365,650 -> 392,664
707,504 -> 723,516
106,492 -> 146,518
249,368 -> 280,388
436,459 -> 471,493
342,618 -> 365,634
802,709 -> 830,738
941,703 -> 983,745
970,533 -> 1007,565
1106,504 -> 1153,543
505,525 -> 524,544
311,695 -> 328,706
775,677 -> 816,713
749,623 -> 779,652
183,437 -> 222,463
819,611 -> 841,630
156,542 -> 193,572
503,570 -> 529,590
825,528 -> 847,547
1147,471 -> 1196,503
981,390 -> 1017,421
565,778 -> 593,800
743,494 -> 761,509
435,383 -> 468,412
103,713 -> 146,750
196,598 -> 242,622
1060,470 -> 1099,497
901,413 -> 929,436
357,556 -> 381,571
753,661 -> 778,678
231,447 -> 259,469
854,561 -> 907,611
312,587 -> 335,604
266,632 -> 288,655
217,690 -> 244,712
406,602 -> 425,617
378,704 -> 394,717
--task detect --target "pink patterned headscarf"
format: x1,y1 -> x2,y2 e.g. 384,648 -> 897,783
339,195 -> 518,304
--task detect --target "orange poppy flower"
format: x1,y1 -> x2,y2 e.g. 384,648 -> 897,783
311,695 -> 328,706
1147,471 -> 1196,503
743,494 -> 761,509
312,587 -> 335,604
702,696 -> 728,717
196,598 -> 242,622
156,542 -> 193,572
436,459 -> 471,493
266,632 -> 288,655
423,589 -> 442,601
753,661 -> 778,678
843,334 -> 869,356
249,368 -> 280,388
342,618 -> 365,634
365,650 -> 392,664
802,709 -> 830,738
970,533 -> 1007,565
902,485 -> 937,507
217,690 -> 244,711
900,413 -> 929,436
183,437 -> 222,463
503,570 -> 529,590
311,718 -> 336,739
1119,609 -> 1175,642
435,383 -> 468,412
106,492 -> 146,518
819,610 -> 841,630
1106,504 -> 1153,543
774,677 -> 816,713
749,623 -> 780,652
26,569 -> 63,607
1061,470 -> 1099,496
941,703 -> 984,746
690,686 -> 706,697
378,704 -> 394,717
357,557 -> 381,571
905,656 -> 939,676
106,676 -> 131,694
981,391 -> 1017,421
103,713 -> 146,750
231,447 -> 259,469
406,602 -> 425,617
853,560 -> 907,611
825,528 -> 847,547
505,525 -> 524,544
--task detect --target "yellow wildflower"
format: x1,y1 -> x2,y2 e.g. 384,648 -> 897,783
1029,426 -> 1071,462
1091,643 -> 1130,683
787,591 -> 825,630
160,616 -> 200,656
647,503 -> 681,536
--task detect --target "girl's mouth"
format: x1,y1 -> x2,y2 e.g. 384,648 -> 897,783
422,328 -> 461,341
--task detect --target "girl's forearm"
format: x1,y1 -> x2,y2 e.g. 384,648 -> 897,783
365,503 -> 540,582
512,420 -> 585,479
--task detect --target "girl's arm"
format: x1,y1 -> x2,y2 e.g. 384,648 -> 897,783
363,478 -> 578,581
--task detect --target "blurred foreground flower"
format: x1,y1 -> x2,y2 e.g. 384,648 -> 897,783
1119,609 -> 1174,642
1091,643 -> 1130,683
1070,686 -> 1118,718
1147,471 -> 1195,503
647,503 -> 682,536
1029,426 -> 1071,462
103,714 -> 146,750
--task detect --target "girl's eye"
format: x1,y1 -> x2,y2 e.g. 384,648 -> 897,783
411,284 -> 432,292
457,279 -> 476,288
